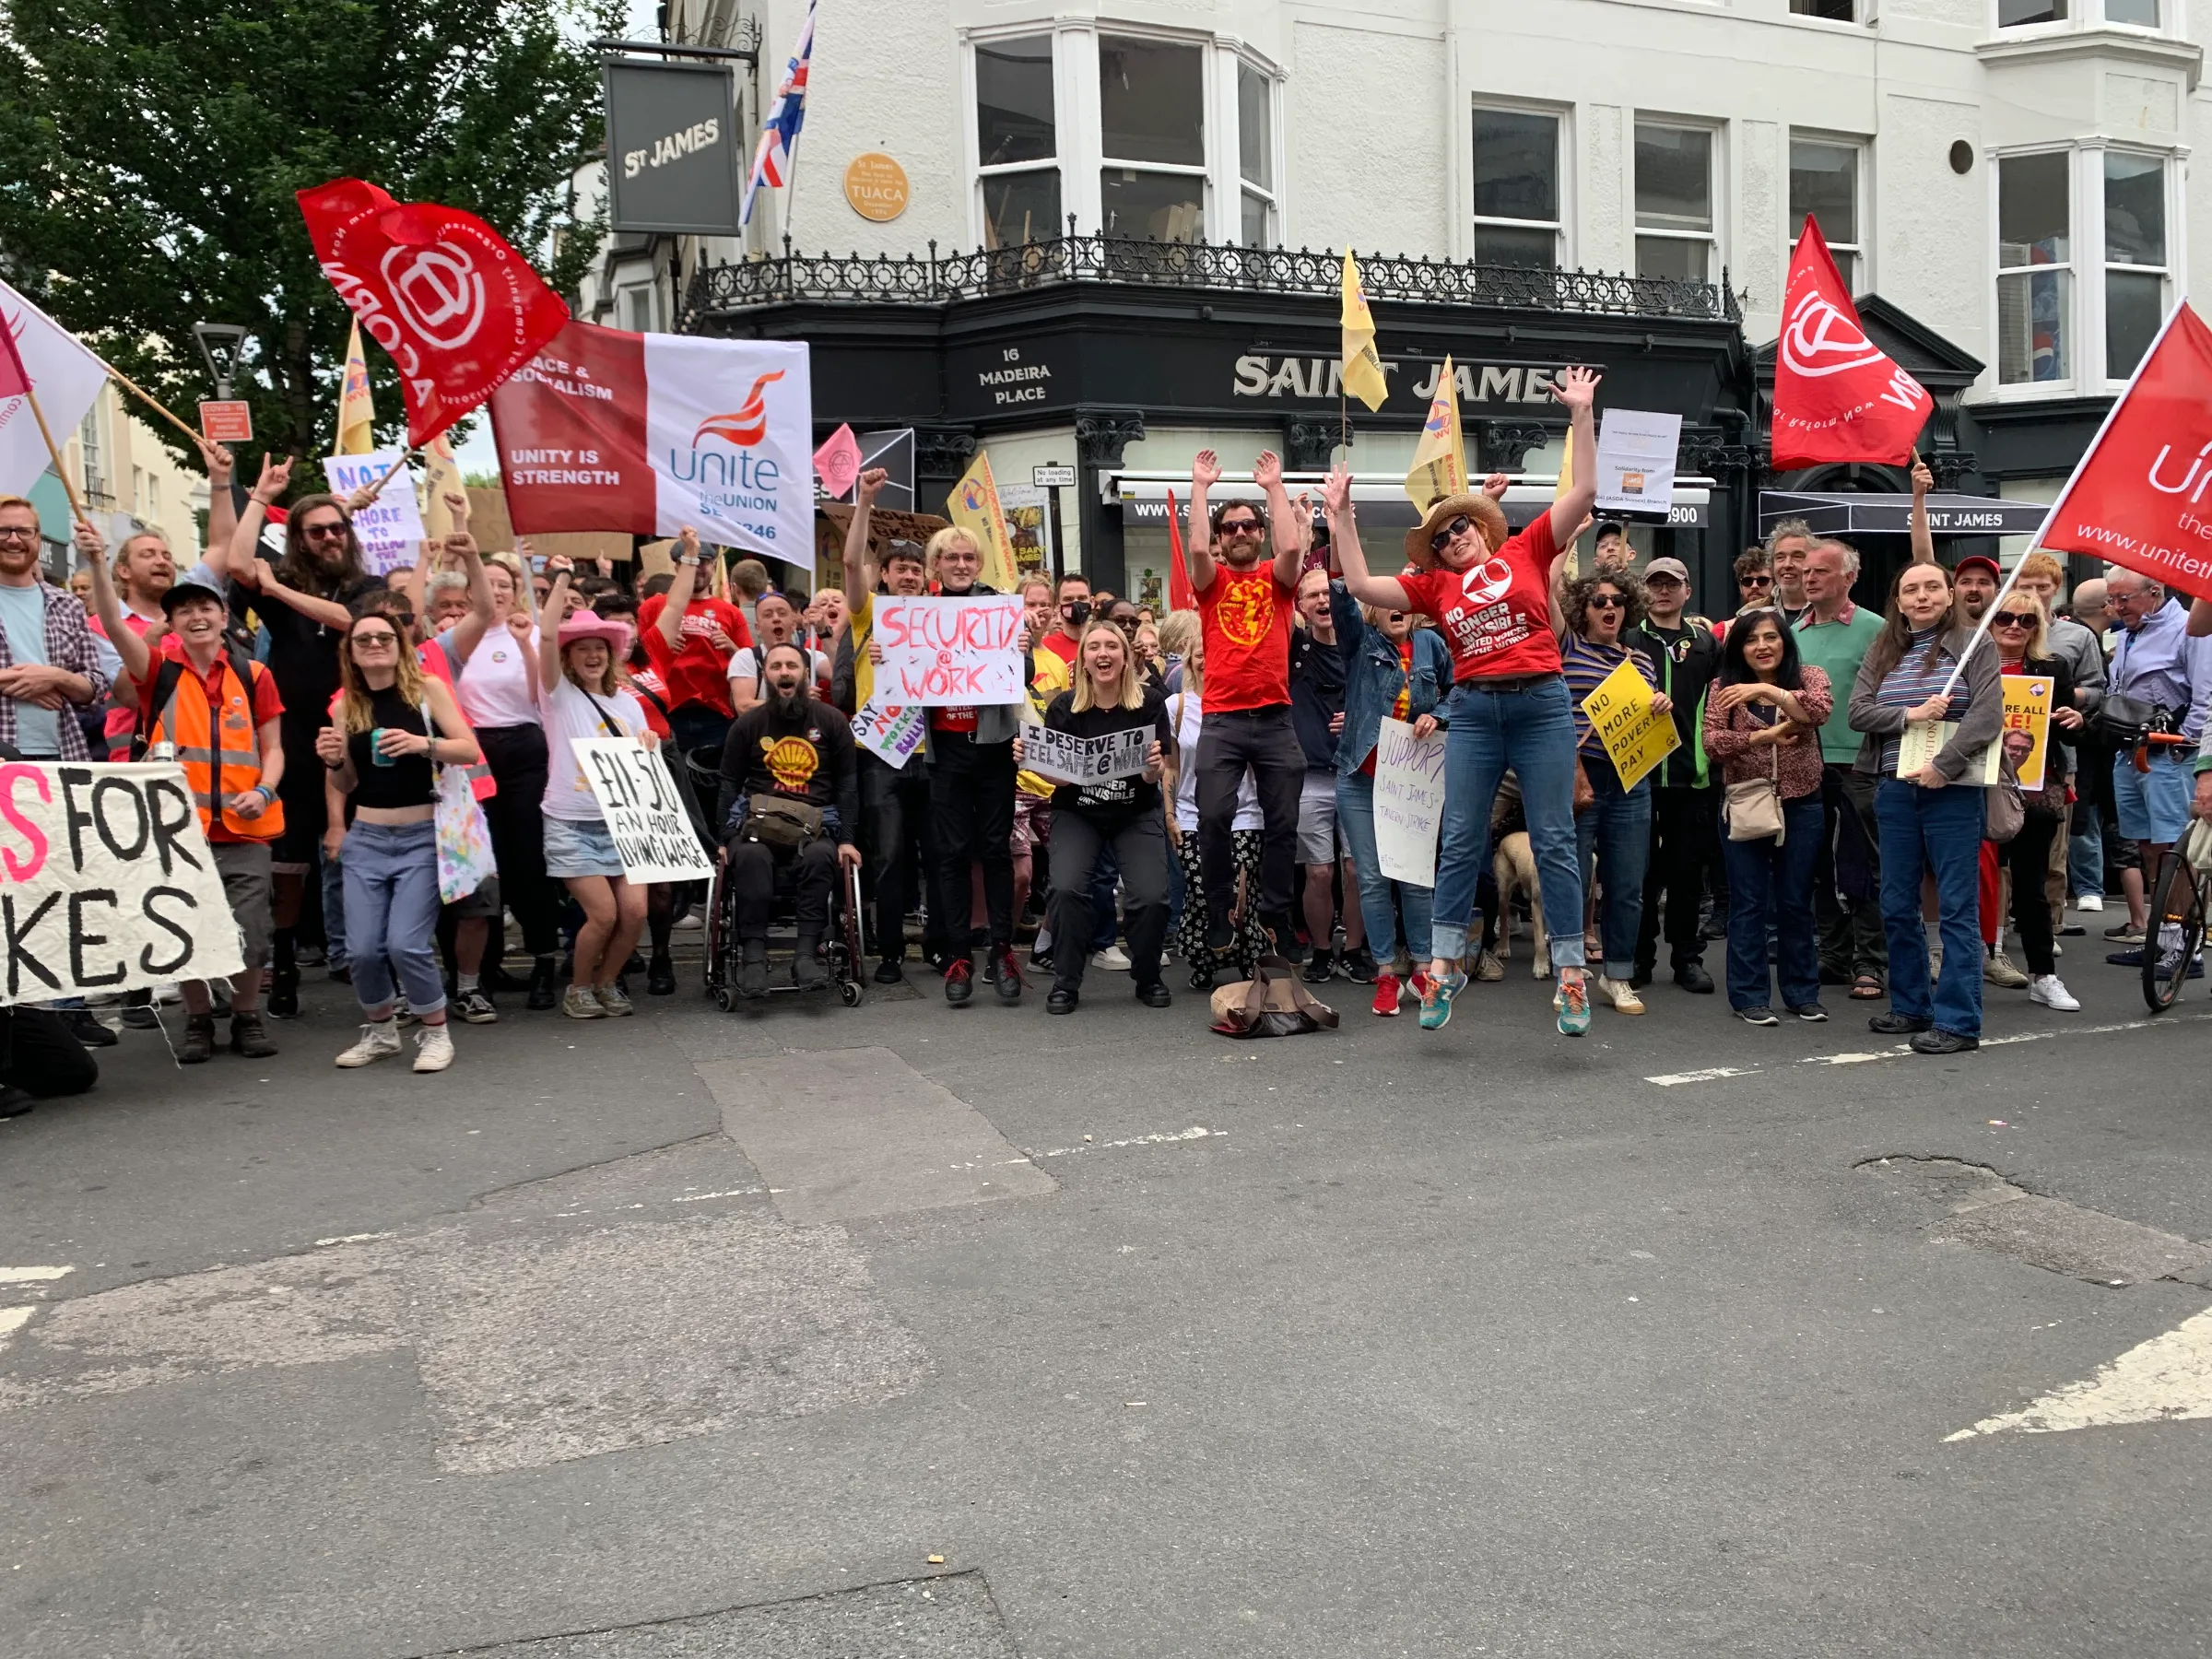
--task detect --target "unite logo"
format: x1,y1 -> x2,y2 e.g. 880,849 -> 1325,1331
2148,439 -> 2212,505
380,242 -> 487,350
1780,288 -> 1883,380
692,371 -> 785,447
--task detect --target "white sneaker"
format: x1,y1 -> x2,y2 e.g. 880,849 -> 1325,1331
2076,893 -> 2104,912
561,985 -> 604,1020
1092,945 -> 1132,971
2030,974 -> 2080,1011
671,912 -> 704,931
412,1024 -> 454,1072
1595,973 -> 1646,1014
335,1019 -> 403,1067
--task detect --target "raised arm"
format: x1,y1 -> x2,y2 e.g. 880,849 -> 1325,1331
842,467 -> 887,602
1255,450 -> 1300,588
1909,458 -> 1936,565
1323,466 -> 1412,611
1547,368 -> 1600,549
536,571 -> 571,695
1186,449 -> 1221,593
439,499 -> 496,665
658,525 -> 701,650
198,440 -> 238,577
227,454 -> 294,589
75,522 -> 153,685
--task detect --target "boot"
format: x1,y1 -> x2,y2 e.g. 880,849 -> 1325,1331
265,967 -> 300,1020
228,1010 -> 278,1058
179,1013 -> 217,1065
737,939 -> 769,999
646,953 -> 677,996
792,934 -> 827,990
525,956 -> 559,1012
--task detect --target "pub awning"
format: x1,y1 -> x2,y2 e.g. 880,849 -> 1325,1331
1113,472 -> 1713,532
1759,490 -> 2049,538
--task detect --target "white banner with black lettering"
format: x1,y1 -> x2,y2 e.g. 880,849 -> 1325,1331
571,737 -> 716,884
1018,724 -> 1153,786
0,762 -> 246,1003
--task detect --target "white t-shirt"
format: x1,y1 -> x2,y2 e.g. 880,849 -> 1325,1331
728,641 -> 831,696
453,623 -> 542,729
1170,690 -> 1263,833
539,677 -> 652,822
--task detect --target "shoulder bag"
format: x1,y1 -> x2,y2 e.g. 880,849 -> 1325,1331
1723,725 -> 1786,843
425,699 -> 498,904
1208,962 -> 1339,1039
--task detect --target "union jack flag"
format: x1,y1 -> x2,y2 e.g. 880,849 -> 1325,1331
741,0 -> 817,227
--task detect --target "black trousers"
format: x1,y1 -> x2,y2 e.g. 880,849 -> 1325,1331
1195,706 -> 1304,932
861,754 -> 941,962
1816,764 -> 1888,977
2002,809 -> 2063,976
475,724 -> 561,958
1637,784 -> 1717,971
1048,810 -> 1171,993
930,737 -> 1017,950
726,835 -> 837,941
0,1007 -> 99,1099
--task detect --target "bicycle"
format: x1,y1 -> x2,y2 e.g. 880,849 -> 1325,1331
2139,734 -> 2210,1013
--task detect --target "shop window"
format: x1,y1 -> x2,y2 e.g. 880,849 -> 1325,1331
1789,137 -> 1862,289
1634,122 -> 1715,283
1099,36 -> 1206,241
1997,0 -> 2065,21
1995,152 -> 2071,385
1791,0 -> 1855,17
2104,150 -> 2169,380
976,34 -> 1062,249
1472,108 -> 1562,269
1237,62 -> 1276,248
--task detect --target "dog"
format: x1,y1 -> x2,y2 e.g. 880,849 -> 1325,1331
1488,773 -> 1549,979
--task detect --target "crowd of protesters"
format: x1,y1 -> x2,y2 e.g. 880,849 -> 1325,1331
2,396 -> 2210,1110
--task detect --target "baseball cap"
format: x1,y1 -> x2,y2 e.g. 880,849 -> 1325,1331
1953,554 -> 2003,582
1642,557 -> 1690,583
160,580 -> 226,614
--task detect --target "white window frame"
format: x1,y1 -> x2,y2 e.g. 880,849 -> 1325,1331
1990,145 -> 2081,395
2100,144 -> 2178,390
1991,0 -> 2172,34
1786,131 -> 1867,293
1224,53 -> 1283,249
967,28 -> 1069,248
1631,116 -> 1724,285
1470,101 -> 1570,270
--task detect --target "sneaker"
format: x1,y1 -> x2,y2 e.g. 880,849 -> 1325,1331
2076,893 -> 2104,912
994,947 -> 1023,1004
1409,970 -> 1434,1003
1868,1011 -> 1933,1035
62,1008 -> 118,1049
873,958 -> 905,986
671,911 -> 705,931
1594,974 -> 1645,1015
228,1011 -> 278,1057
1030,947 -> 1055,974
455,989 -> 498,1024
1092,945 -> 1132,971
335,1019 -> 404,1067
1735,1006 -> 1781,1027
1928,944 -> 1943,980
1301,949 -> 1335,984
1673,960 -> 1716,995
945,957 -> 974,1006
1339,947 -> 1379,984
1371,974 -> 1403,1018
1472,949 -> 1505,983
1911,1028 -> 1979,1055
2136,947 -> 2208,980
2104,922 -> 2147,945
1984,948 -> 2030,989
394,994 -> 418,1029
2058,921 -> 2087,937
561,985 -> 605,1019
596,982 -> 634,1017
2030,974 -> 2080,1011
1786,1002 -> 1830,1022
1554,976 -> 1592,1037
1418,970 -> 1467,1030
412,1025 -> 454,1073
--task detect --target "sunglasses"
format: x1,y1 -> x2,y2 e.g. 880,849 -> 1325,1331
1740,575 -> 1772,588
1587,594 -> 1628,611
302,522 -> 349,540
1991,610 -> 2038,629
351,630 -> 399,647
1430,516 -> 1472,553
1218,518 -> 1261,535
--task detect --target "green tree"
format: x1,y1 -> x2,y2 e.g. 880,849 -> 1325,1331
0,0 -> 618,475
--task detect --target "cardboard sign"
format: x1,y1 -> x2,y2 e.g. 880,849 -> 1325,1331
871,594 -> 1026,706
570,737 -> 715,883
1373,717 -> 1447,888
2003,676 -> 2054,792
0,762 -> 245,1003
198,400 -> 253,443
1594,408 -> 1682,515
1895,719 -> 2002,785
1580,658 -> 1679,791
1019,724 -> 1152,786
323,450 -> 427,575
851,697 -> 924,768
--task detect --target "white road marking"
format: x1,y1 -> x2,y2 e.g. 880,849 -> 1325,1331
669,1187 -> 763,1204
0,1307 -> 36,1348
0,1266 -> 71,1285
314,1232 -> 394,1247
1646,1066 -> 1761,1088
1034,1126 -> 1219,1159
1947,1305 -> 2212,1441
1648,1011 -> 2212,1088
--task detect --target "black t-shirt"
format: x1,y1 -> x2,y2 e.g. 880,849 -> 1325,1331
1288,622 -> 1346,770
719,695 -> 860,832
1042,687 -> 1174,822
233,570 -> 387,725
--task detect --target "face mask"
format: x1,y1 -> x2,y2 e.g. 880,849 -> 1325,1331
1063,600 -> 1091,629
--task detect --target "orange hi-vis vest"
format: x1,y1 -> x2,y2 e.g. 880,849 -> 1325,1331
144,650 -> 285,842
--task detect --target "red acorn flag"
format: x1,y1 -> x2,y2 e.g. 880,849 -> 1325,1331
1770,217 -> 1933,470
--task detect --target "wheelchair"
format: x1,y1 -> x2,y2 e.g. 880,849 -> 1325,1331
691,747 -> 866,1011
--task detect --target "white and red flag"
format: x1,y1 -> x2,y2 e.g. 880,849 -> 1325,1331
297,179 -> 571,449
488,320 -> 813,558
0,277 -> 109,500
1770,217 -> 1932,470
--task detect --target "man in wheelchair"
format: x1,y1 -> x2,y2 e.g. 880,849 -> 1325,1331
718,641 -> 862,996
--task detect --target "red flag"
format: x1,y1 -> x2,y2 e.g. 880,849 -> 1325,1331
297,179 -> 570,449
1166,486 -> 1195,612
1771,217 -> 1932,470
0,314 -> 28,400
2037,302 -> 2212,606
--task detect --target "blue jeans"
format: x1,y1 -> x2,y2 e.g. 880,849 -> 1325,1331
342,820 -> 448,1018
1720,794 -> 1824,1010
1335,771 -> 1434,962
1874,778 -> 1985,1039
1573,756 -> 1652,981
1430,677 -> 1585,968
320,838 -> 348,971
2068,799 -> 2105,899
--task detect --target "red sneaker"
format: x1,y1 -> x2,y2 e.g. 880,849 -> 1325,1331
1371,974 -> 1403,1017
1409,971 -> 1432,1003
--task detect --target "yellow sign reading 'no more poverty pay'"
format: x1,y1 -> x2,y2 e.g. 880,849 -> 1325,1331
1580,657 -> 1679,791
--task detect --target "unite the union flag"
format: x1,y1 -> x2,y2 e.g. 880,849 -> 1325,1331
742,0 -> 817,228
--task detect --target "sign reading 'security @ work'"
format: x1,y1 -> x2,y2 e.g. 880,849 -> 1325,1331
870,594 -> 1027,706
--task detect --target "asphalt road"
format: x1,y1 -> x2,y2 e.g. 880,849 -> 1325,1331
4,912 -> 2210,1659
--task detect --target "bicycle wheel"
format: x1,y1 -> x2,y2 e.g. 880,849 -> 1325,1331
2142,853 -> 2207,1014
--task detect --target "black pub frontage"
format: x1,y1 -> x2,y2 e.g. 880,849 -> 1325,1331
681,236 -> 1758,611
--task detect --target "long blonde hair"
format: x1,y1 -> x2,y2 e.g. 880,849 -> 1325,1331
335,612 -> 429,735
1159,609 -> 1202,696
1070,617 -> 1145,713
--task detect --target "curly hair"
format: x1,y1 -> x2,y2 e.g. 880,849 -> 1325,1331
1563,569 -> 1647,638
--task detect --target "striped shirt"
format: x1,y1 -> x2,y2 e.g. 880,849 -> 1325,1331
1874,626 -> 1971,774
1561,633 -> 1657,757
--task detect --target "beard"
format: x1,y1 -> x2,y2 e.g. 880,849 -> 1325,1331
768,684 -> 807,721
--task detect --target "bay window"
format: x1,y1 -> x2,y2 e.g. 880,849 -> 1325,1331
1996,152 -> 2072,384
975,35 -> 1061,250
2104,150 -> 2168,378
1099,35 -> 1205,241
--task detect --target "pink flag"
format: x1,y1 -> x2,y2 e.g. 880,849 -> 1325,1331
814,423 -> 862,498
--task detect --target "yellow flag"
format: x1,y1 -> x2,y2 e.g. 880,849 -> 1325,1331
1404,356 -> 1467,511
337,321 -> 376,455
947,452 -> 1020,593
421,434 -> 464,540
1554,428 -> 1579,575
1338,250 -> 1388,412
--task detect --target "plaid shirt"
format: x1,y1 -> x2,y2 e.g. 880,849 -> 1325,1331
0,581 -> 111,760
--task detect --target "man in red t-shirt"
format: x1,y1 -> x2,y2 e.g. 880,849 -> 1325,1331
641,531 -> 755,755
1186,446 -> 1308,958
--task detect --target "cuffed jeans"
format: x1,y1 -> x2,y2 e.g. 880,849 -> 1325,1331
1194,706 -> 1305,935
1574,754 -> 1652,981
1430,677 -> 1584,969
1720,794 -> 1824,1011
1336,770 -> 1434,962
1875,779 -> 1984,1040
342,820 -> 447,1018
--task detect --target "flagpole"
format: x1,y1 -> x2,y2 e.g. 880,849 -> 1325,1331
82,354 -> 206,452
23,382 -> 97,538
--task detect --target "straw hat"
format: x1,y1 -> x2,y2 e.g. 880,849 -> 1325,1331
1405,492 -> 1508,569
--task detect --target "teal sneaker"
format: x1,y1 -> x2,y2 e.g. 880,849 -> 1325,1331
1417,970 -> 1467,1030
1554,975 -> 1592,1037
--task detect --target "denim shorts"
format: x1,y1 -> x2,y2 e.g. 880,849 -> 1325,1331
2112,752 -> 2193,844
543,814 -> 625,879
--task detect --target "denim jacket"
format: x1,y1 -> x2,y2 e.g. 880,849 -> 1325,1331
1332,581 -> 1453,778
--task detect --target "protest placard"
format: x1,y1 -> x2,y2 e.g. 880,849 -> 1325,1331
2003,676 -> 2053,791
1019,724 -> 1153,786
571,737 -> 715,883
0,762 -> 245,1003
1895,719 -> 2003,785
1373,717 -> 1447,887
1579,659 -> 1679,790
851,697 -> 925,768
1594,409 -> 1682,515
323,450 -> 426,575
871,594 -> 1026,706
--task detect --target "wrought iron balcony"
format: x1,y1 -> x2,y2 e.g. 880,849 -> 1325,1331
681,229 -> 1741,329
